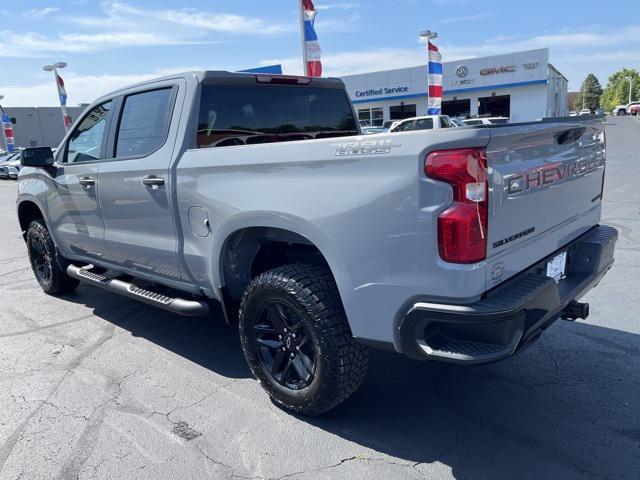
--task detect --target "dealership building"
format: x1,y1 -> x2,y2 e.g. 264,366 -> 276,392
0,107 -> 85,150
341,48 -> 568,125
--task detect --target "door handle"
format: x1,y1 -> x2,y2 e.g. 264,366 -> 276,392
142,176 -> 165,189
79,177 -> 95,188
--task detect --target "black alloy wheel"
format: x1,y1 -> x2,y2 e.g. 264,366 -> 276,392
26,219 -> 79,295
239,263 -> 369,416
251,300 -> 316,390
29,232 -> 52,285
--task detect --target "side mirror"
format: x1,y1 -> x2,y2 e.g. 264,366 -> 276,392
21,147 -> 54,168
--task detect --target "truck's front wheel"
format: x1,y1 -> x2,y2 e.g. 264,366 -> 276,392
239,264 -> 368,415
27,219 -> 79,295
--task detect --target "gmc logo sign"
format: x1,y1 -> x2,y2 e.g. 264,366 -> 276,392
480,65 -> 516,76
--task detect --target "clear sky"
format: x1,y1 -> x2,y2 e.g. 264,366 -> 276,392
0,0 -> 636,106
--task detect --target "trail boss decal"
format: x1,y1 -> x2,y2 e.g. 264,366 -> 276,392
492,227 -> 535,249
333,140 -> 400,156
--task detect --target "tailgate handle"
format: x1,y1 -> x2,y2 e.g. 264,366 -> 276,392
556,127 -> 586,145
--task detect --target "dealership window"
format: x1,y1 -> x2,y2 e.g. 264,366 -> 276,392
478,94 -> 510,118
390,103 -> 416,120
442,99 -> 470,118
357,107 -> 383,126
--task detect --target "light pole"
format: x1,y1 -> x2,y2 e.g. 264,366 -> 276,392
419,29 -> 438,41
43,62 -> 72,131
627,76 -> 633,105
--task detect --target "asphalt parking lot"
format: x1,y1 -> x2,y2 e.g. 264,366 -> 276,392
0,117 -> 638,480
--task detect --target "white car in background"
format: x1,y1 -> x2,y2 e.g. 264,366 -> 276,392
612,105 -> 627,116
578,109 -> 592,115
462,117 -> 510,126
0,151 -> 21,179
360,126 -> 387,135
388,115 -> 454,132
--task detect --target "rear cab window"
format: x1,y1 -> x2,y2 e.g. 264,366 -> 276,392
115,88 -> 173,158
196,80 -> 358,148
415,118 -> 434,130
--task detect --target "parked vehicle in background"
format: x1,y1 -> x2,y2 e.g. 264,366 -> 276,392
462,117 -> 510,126
569,111 -> 577,116
361,126 -> 387,135
8,156 -> 22,179
17,71 -> 617,416
613,105 -> 627,116
382,120 -> 395,130
595,108 -> 604,115
358,120 -> 371,127
627,102 -> 640,116
579,109 -> 592,116
0,151 -> 21,179
388,115 -> 453,132
450,118 -> 465,127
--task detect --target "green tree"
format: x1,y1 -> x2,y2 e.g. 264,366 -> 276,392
573,73 -> 603,112
600,68 -> 640,111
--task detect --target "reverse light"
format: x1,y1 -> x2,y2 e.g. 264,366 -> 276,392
425,148 -> 489,264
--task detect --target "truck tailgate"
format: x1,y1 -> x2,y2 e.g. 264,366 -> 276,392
485,118 -> 606,283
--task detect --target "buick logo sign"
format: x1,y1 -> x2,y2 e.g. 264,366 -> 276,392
456,65 -> 468,78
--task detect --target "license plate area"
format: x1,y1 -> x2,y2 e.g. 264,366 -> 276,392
546,251 -> 567,283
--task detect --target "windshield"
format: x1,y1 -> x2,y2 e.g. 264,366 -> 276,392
197,84 -> 358,148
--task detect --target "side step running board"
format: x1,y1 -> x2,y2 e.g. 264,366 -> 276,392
67,264 -> 209,317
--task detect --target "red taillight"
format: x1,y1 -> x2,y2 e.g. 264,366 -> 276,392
425,148 -> 488,264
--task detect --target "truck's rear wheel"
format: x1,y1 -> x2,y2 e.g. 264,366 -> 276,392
27,219 -> 79,295
239,263 -> 368,415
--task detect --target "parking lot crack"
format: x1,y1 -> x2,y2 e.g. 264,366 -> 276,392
0,325 -> 115,475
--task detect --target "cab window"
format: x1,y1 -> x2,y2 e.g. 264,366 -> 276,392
196,84 -> 357,148
115,88 -> 173,158
393,120 -> 414,132
65,101 -> 112,163
414,118 -> 434,130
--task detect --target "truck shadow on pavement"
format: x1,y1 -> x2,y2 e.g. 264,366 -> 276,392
69,284 -> 251,380
71,284 -> 638,480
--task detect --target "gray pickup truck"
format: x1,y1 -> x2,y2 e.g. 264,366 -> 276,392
17,71 -> 617,415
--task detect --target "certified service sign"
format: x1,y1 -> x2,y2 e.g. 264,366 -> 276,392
456,65 -> 468,78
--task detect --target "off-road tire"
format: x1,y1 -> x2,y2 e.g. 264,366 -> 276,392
239,263 -> 368,415
26,219 -> 79,295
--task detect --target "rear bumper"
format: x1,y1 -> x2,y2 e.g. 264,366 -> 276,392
398,224 -> 618,364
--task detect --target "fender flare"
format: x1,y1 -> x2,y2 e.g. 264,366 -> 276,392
212,211 -> 363,330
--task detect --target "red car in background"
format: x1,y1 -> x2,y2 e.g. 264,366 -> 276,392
628,102 -> 640,116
